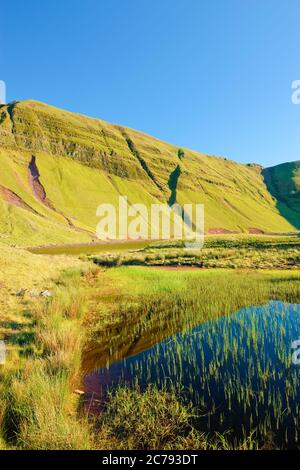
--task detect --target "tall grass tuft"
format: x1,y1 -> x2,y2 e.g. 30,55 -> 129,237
2,269 -> 92,449
96,385 -> 260,450
96,385 -> 197,450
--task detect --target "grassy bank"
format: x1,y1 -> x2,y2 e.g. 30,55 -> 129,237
1,269 -> 93,449
0,260 -> 262,450
90,235 -> 300,270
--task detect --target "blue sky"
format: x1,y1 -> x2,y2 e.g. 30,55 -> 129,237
1,0 -> 300,167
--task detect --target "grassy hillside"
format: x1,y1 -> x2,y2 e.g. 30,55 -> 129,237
263,161 -> 300,229
0,100 -> 298,246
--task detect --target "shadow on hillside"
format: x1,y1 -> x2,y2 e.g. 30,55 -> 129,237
274,201 -> 300,230
262,169 -> 300,230
167,165 -> 181,206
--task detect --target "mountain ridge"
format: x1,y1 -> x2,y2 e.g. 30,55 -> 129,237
0,100 -> 299,246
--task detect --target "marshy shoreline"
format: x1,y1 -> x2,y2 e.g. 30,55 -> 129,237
0,236 -> 300,450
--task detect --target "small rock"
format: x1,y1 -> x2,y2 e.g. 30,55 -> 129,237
40,290 -> 52,298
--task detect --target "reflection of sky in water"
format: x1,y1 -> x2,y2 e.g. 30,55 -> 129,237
85,302 -> 300,448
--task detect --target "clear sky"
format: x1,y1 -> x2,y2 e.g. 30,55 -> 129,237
1,0 -> 300,167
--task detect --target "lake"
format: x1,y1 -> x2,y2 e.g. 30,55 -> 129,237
84,301 -> 300,449
28,240 -> 151,255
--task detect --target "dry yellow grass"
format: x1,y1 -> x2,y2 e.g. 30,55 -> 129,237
0,243 -> 87,371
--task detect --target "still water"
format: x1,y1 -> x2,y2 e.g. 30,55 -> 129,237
85,301 -> 300,448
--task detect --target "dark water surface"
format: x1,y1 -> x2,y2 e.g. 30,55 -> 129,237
84,301 -> 300,448
28,240 -> 150,255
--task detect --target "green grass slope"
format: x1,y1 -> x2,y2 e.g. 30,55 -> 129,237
263,161 -> 300,229
0,99 -> 298,246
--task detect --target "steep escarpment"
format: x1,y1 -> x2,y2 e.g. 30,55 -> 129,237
0,100 -> 298,246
